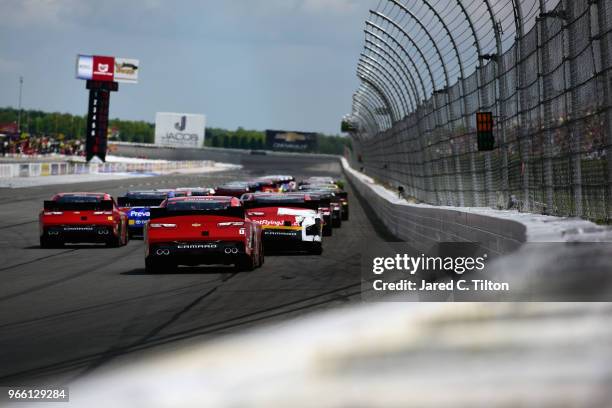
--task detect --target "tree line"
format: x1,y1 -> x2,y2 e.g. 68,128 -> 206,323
0,107 -> 350,155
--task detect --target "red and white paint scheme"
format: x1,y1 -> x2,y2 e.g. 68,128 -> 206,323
144,196 -> 263,272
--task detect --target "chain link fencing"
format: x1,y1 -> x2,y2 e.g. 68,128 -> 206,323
351,0 -> 612,223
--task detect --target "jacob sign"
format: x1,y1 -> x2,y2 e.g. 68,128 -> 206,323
154,113 -> 206,148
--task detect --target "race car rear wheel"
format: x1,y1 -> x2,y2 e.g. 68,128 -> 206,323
40,236 -> 60,248
308,242 -> 323,255
107,234 -> 121,247
145,257 -> 173,273
342,210 -> 349,221
323,224 -> 333,236
236,255 -> 256,272
108,225 -> 128,247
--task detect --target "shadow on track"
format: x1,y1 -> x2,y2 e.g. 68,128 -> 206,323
23,244 -> 117,250
122,266 -> 243,276
0,281 -> 360,385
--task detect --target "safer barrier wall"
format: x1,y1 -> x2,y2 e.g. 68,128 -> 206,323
342,158 -> 526,256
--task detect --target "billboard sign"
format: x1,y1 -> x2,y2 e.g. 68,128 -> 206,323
114,58 -> 139,83
154,113 -> 206,148
265,130 -> 318,152
76,54 -> 139,83
76,55 -> 94,80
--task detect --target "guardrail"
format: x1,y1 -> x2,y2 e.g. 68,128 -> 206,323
0,160 -> 217,179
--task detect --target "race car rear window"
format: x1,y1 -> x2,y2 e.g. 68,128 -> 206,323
126,192 -> 166,200
166,201 -> 229,211
56,195 -> 103,203
254,196 -> 305,203
218,183 -> 247,189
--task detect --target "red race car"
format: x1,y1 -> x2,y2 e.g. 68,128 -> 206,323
39,192 -> 129,248
241,192 -> 324,254
144,196 -> 263,273
214,182 -> 255,197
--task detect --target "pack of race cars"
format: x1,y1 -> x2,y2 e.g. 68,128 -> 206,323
38,175 -> 349,272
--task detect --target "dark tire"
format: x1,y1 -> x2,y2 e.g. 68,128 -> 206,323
342,210 -> 349,221
258,246 -> 264,267
309,242 -> 323,255
40,236 -> 52,248
145,257 -> 173,273
107,235 -> 121,248
236,255 -> 256,272
323,224 -> 333,237
332,217 -> 342,228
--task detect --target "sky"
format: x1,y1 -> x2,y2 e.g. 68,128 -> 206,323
0,0 -> 374,134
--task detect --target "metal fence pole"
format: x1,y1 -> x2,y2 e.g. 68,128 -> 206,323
597,0 -> 612,220
563,0 -> 584,217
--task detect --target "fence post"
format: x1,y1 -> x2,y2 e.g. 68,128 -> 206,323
498,52 -> 510,209
462,75 -> 480,207
564,0 -> 583,217
517,29 -> 531,212
597,0 -> 612,221
538,13 -> 555,215
452,140 -> 465,206
442,91 -> 455,206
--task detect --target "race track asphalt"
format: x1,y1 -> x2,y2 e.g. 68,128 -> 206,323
0,154 -> 397,385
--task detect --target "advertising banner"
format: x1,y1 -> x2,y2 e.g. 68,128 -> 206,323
92,55 -> 115,81
114,58 -> 140,83
76,55 -> 139,84
0,122 -> 18,134
265,130 -> 318,152
76,55 -> 94,80
154,112 -> 206,148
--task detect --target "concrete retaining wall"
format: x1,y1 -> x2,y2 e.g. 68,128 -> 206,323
342,158 -> 527,255
0,160 -> 218,179
109,142 -> 338,163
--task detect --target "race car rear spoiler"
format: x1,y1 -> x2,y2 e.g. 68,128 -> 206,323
117,197 -> 166,208
149,206 -> 245,220
43,200 -> 114,211
335,191 -> 348,199
242,200 -> 321,211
